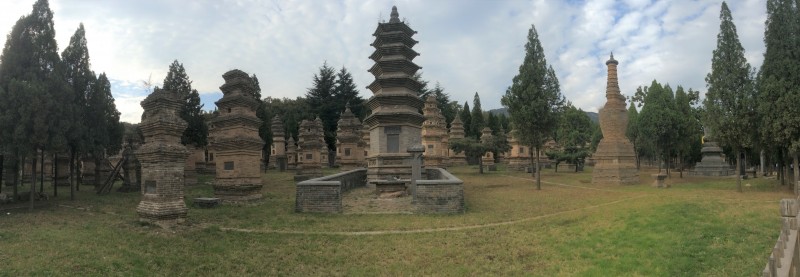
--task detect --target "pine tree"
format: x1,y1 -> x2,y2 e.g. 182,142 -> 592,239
306,62 -> 338,152
86,73 -> 122,187
460,101 -> 472,139
501,24 -> 565,189
625,102 -> 641,169
470,93 -> 485,140
251,74 -> 272,171
162,60 -> 207,148
334,67 -> 366,120
674,86 -> 702,178
636,81 -> 680,175
705,2 -> 757,191
758,0 -> 800,187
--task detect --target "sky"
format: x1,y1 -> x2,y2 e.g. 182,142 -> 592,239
0,0 -> 767,124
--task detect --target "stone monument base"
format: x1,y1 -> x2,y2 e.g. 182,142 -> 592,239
592,163 -> 639,185
136,198 -> 188,227
366,154 -> 414,184
213,183 -> 263,203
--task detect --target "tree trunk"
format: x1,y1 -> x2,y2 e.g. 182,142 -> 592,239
760,150 -> 765,176
53,153 -> 57,197
0,153 -> 3,193
794,153 -> 799,195
529,149 -> 535,178
736,148 -> 742,193
30,154 -> 37,211
76,154 -> 81,192
39,150 -> 44,193
478,154 -> 484,174
69,149 -> 75,200
535,147 -> 541,190
780,149 -> 786,186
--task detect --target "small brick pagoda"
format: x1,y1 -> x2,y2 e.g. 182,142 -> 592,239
270,115 -> 287,171
336,104 -> 364,171
592,53 -> 639,185
295,117 -> 325,181
422,95 -> 448,168
480,127 -> 495,170
506,129 -> 530,171
209,70 -> 264,202
135,88 -> 189,227
287,136 -> 297,170
363,6 -> 426,181
447,116 -> 467,166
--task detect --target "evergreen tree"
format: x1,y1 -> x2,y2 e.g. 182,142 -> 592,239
501,24 -> 565,189
706,2 -> 757,191
486,112 -> 499,136
86,73 -> 122,186
251,74 -> 272,170
334,67 -> 366,120
625,102 -> 641,169
419,82 -> 457,128
758,0 -> 800,187
675,86 -> 702,178
470,92 -> 485,140
162,60 -> 207,148
460,101 -> 472,139
554,104 -> 593,172
636,81 -> 680,175
498,113 -> 510,133
306,62 -> 339,151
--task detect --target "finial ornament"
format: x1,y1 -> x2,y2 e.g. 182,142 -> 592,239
610,52 -> 614,60
389,6 -> 400,23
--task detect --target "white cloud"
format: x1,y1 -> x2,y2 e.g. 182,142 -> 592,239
0,0 -> 768,123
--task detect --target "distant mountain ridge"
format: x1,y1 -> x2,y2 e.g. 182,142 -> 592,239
487,107 -> 599,124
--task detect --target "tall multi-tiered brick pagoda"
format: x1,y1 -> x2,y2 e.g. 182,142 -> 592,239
363,6 -> 425,181
592,54 -> 639,185
270,115 -> 287,171
209,70 -> 264,202
447,116 -> 467,166
422,95 -> 447,168
336,104 -> 364,170
135,88 -> 189,227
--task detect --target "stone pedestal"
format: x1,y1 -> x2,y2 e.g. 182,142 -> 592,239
592,54 -> 639,185
136,88 -> 189,227
689,139 -> 732,176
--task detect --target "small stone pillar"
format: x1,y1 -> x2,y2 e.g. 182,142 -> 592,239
136,88 -> 189,227
652,173 -> 668,188
408,142 -> 425,201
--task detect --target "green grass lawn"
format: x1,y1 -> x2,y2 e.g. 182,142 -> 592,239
0,166 -> 791,276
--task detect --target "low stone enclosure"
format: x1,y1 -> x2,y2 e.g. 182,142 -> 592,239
763,187 -> 800,277
295,167 -> 464,214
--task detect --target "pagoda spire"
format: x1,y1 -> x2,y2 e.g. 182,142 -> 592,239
390,6 -> 400,23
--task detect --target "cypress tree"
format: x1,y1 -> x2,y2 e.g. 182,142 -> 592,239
459,101 -> 471,138
334,67 -> 365,120
501,24 -> 565,189
625,102 -> 641,169
470,92 -> 485,140
706,1 -> 757,191
305,62 -> 338,151
162,60 -> 207,148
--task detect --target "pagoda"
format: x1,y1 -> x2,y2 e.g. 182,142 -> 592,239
447,116 -> 467,166
592,54 -> 639,185
480,127 -> 496,171
688,128 -> 733,176
295,118 -> 324,181
135,88 -> 189,227
336,103 -> 364,170
506,130 -> 530,171
287,136 -> 297,170
270,115 -> 287,171
363,6 -> 425,181
421,95 -> 447,168
209,70 -> 264,202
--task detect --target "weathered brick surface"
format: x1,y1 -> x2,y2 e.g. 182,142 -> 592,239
415,168 -> 464,214
295,169 -> 367,213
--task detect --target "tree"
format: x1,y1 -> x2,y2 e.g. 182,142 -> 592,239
625,102 -> 642,169
470,92 -> 485,140
61,23 -> 95,198
306,62 -> 340,153
674,86 -> 702,178
450,135 -> 509,174
758,0 -> 800,188
334,67 -> 366,120
250,74 -> 272,170
553,104 -> 593,172
460,101 -> 472,140
162,60 -> 207,148
498,113 -> 510,133
705,2 -> 757,192
0,0 -> 68,204
419,82 -> 457,128
86,73 -> 123,188
635,81 -> 680,176
501,24 -> 565,190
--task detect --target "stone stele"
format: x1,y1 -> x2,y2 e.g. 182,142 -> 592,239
592,53 -> 639,185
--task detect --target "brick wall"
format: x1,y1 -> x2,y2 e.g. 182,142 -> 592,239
295,168 -> 367,213
415,168 -> 464,214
